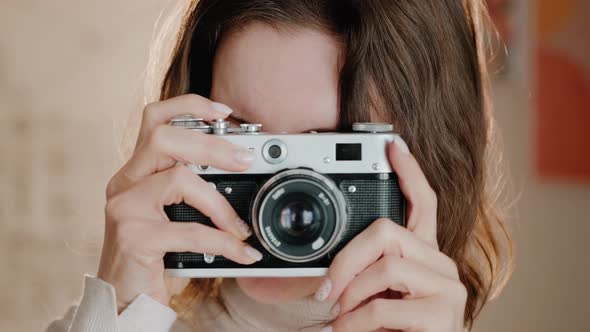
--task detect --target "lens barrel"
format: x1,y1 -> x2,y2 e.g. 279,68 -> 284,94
252,169 -> 347,263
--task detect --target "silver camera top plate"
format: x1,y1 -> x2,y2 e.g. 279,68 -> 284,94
192,132 -> 397,174
170,117 -> 398,175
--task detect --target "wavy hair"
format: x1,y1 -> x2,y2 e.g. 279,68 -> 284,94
138,0 -> 514,329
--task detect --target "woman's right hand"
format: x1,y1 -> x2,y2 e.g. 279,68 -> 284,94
97,94 -> 263,313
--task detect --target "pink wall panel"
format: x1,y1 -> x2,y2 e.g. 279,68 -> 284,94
535,0 -> 590,182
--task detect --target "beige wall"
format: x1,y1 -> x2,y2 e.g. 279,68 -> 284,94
1,1 -> 588,331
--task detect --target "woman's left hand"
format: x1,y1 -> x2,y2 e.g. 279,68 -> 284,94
315,136 -> 467,332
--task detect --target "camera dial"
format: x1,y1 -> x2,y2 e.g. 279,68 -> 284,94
352,122 -> 394,133
169,115 -> 211,133
240,123 -> 262,133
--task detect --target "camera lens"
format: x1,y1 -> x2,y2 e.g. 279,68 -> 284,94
275,196 -> 323,244
252,169 -> 347,263
268,145 -> 282,159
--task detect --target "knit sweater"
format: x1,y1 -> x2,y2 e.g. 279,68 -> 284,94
45,275 -> 336,332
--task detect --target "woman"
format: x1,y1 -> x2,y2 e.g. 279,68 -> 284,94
47,0 -> 512,331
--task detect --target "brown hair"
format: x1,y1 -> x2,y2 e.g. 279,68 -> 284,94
155,0 -> 513,329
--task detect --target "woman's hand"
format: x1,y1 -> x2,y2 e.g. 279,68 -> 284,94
98,94 -> 264,312
316,136 -> 467,332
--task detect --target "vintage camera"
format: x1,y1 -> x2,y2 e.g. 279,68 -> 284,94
164,117 -> 406,278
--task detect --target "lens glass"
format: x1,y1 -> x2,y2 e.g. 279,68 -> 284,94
274,195 -> 323,244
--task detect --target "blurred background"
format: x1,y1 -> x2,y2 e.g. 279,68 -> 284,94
1,0 -> 589,331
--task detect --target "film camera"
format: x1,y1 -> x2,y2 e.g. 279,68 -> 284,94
164,116 -> 405,277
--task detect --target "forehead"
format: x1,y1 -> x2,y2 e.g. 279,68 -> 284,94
210,22 -> 341,132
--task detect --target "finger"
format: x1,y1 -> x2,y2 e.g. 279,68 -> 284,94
120,124 -> 256,185
330,298 -> 429,332
137,94 -> 233,144
121,165 -> 252,240
318,218 -> 458,302
151,221 -> 263,265
387,136 -> 438,247
337,256 -> 456,316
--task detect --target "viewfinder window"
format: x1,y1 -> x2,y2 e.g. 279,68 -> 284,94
336,143 -> 362,161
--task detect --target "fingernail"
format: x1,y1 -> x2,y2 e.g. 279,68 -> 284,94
320,325 -> 333,332
244,246 -> 263,262
314,277 -> 332,302
211,102 -> 233,115
235,149 -> 256,165
329,302 -> 340,317
234,218 -> 252,238
392,135 -> 410,155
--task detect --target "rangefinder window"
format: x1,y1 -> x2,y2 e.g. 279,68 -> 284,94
336,143 -> 362,161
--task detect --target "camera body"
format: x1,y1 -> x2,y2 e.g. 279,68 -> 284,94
164,118 -> 406,278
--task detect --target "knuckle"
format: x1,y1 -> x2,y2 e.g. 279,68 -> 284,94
163,167 -> 191,203
170,165 -> 194,185
188,223 -> 208,241
233,242 -> 251,259
143,102 -> 159,120
330,251 -> 346,270
184,93 -> 201,103
105,175 -> 120,199
367,298 -> 387,322
105,168 -> 132,199
381,256 -> 400,277
179,94 -> 204,109
214,233 -> 241,256
373,218 -> 392,233
195,133 -> 217,154
373,218 -> 397,243
149,124 -> 169,151
104,194 -> 126,222
374,217 -> 391,229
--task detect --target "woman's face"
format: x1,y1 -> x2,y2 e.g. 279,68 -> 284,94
210,22 -> 342,303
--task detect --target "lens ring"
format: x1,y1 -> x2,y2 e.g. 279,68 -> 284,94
252,169 -> 347,263
261,180 -> 336,258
